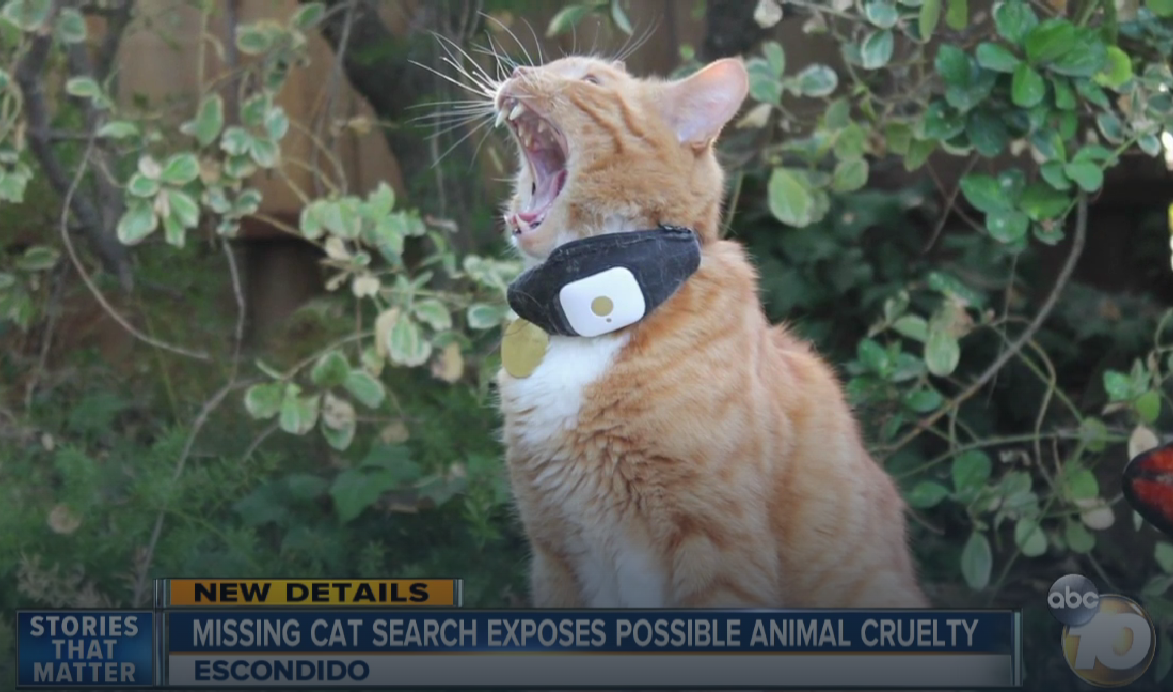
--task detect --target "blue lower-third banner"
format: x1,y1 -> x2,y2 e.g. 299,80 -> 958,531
17,610 -> 155,688
164,609 -> 1024,688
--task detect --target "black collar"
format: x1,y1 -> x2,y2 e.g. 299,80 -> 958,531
506,226 -> 702,338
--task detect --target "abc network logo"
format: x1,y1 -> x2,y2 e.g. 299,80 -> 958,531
1047,574 -> 1157,687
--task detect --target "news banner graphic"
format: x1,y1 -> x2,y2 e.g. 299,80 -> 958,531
18,578 -> 1025,689
1047,573 -> 1158,687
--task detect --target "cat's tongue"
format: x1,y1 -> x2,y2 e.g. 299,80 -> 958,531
519,169 -> 567,224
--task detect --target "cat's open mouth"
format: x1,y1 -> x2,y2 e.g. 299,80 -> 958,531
499,97 -> 568,229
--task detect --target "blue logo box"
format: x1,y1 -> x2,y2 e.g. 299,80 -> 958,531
17,610 -> 154,688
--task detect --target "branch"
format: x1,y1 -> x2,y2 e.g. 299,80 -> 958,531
91,0 -> 135,81
14,3 -> 132,287
64,0 -> 133,289
884,194 -> 1090,454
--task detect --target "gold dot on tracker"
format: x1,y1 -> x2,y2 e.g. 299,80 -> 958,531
501,318 -> 549,379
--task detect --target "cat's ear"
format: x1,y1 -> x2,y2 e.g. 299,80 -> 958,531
660,58 -> 749,147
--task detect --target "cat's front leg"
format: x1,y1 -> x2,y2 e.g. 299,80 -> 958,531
529,544 -> 584,608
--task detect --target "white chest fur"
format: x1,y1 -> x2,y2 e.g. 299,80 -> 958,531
498,332 -> 669,608
498,333 -> 629,449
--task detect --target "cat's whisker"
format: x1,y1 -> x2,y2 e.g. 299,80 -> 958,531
481,12 -> 536,67
519,16 -> 545,65
410,59 -> 497,99
431,32 -> 500,94
614,18 -> 659,64
438,55 -> 497,97
431,115 -> 495,168
407,109 -> 494,127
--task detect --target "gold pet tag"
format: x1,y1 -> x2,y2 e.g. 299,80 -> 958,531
502,318 -> 549,379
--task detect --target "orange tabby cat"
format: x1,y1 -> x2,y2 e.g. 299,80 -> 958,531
493,55 -> 927,611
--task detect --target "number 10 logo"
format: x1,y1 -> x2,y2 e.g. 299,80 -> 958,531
1060,594 -> 1157,687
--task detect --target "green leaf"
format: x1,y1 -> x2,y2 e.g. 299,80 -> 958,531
266,107 -> 290,141
965,109 -> 1008,157
922,101 -> 965,140
126,172 -> 159,198
934,45 -> 971,85
1095,46 -> 1133,89
762,41 -> 786,77
857,339 -> 890,373
320,393 -> 357,451
1149,0 -> 1173,17
343,369 -> 386,409
1063,162 -> 1103,193
1052,77 -> 1076,109
860,30 -> 895,70
925,325 -> 960,376
795,64 -> 838,97
65,76 -> 101,99
747,59 -> 782,106
918,0 -> 941,40
310,351 -> 350,387
1014,518 -> 1047,557
904,387 -> 944,413
387,316 -> 432,367
1136,390 -> 1161,424
945,0 -> 967,30
893,315 -> 929,341
831,158 -> 869,192
184,94 -> 224,147
906,480 -> 950,509
986,210 -> 1029,244
952,450 -> 992,493
166,189 -> 200,229
249,137 -> 280,168
1155,542 -> 1173,573
974,43 -> 1020,72
547,3 -> 594,36
279,392 -> 320,435
116,201 -> 158,245
1019,182 -> 1069,221
1138,134 -> 1163,157
1095,112 -> 1125,143
54,8 -> 87,44
1067,467 -> 1099,500
959,173 -> 1011,214
160,153 -> 200,186
329,467 -> 399,523
243,382 -> 283,419
291,2 -> 325,29
366,181 -> 396,217
1103,370 -> 1131,401
610,0 -> 633,34
865,0 -> 899,29
16,245 -> 59,272
2,0 -> 52,31
1024,18 -> 1077,64
1065,520 -> 1095,554
1049,33 -> 1106,77
1040,161 -> 1070,190
220,126 -> 252,156
994,0 -> 1038,44
960,531 -> 992,589
412,299 -> 452,331
768,167 -> 818,227
467,303 -> 508,329
96,121 -> 139,139
235,24 -> 272,55
1011,63 -> 1045,107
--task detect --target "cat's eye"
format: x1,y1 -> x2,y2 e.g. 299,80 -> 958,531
582,74 -> 600,84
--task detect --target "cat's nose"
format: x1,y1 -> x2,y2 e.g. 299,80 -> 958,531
512,66 -> 530,78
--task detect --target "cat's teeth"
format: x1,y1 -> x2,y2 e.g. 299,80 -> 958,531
509,104 -> 525,121
495,109 -> 507,128
535,121 -> 547,134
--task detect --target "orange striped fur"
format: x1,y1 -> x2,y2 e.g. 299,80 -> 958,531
494,56 -> 927,610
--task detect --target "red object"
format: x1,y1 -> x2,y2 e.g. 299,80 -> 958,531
1123,440 -> 1173,538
